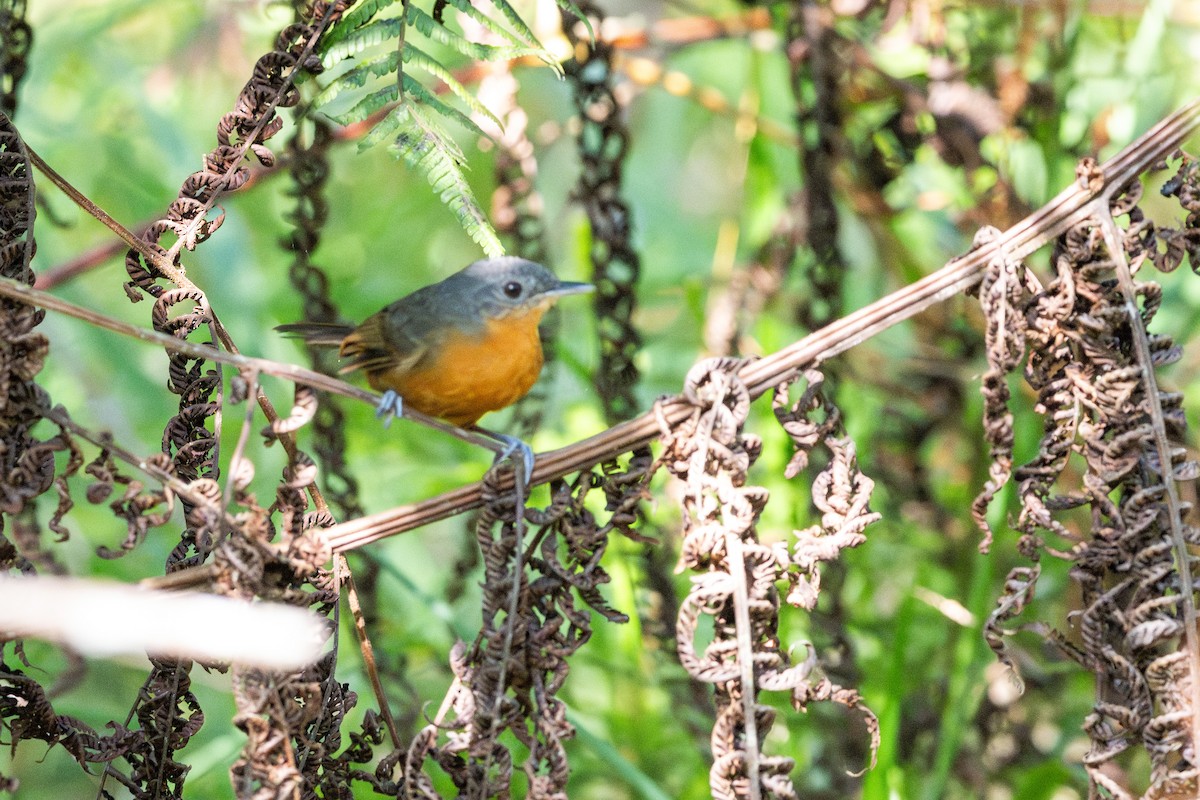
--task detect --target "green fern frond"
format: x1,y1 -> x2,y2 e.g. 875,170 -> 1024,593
322,16 -> 404,65
392,102 -> 504,257
436,0 -> 555,68
313,0 -> 570,254
324,9 -> 547,76
312,49 -> 399,111
338,85 -> 399,127
400,73 -> 487,139
480,0 -> 546,51
322,0 -> 401,51
324,1 -> 558,74
403,43 -> 502,131
356,97 -> 406,150
405,4 -> 542,63
319,50 -> 494,135
554,0 -> 594,40
337,77 -> 486,142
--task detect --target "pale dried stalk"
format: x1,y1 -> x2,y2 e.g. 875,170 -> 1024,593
1096,209 -> 1200,775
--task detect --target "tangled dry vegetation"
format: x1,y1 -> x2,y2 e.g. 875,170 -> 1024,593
2,2 -> 1200,799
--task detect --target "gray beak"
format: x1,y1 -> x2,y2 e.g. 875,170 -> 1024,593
543,281 -> 595,298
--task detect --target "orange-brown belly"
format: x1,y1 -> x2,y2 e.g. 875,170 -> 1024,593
365,314 -> 545,427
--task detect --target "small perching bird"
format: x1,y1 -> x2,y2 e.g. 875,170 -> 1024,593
277,256 -> 593,480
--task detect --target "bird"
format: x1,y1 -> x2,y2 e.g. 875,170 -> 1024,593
276,256 -> 593,482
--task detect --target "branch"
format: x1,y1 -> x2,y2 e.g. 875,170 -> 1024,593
318,98 -> 1200,554
0,277 -> 515,460
113,98 -> 1200,591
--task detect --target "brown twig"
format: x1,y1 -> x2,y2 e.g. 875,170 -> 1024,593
26,147 -> 185,285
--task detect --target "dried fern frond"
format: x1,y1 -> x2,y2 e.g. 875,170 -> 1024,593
665,360 -> 879,798
973,159 -> 1200,797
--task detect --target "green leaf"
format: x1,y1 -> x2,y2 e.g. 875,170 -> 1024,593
403,43 -> 501,131
356,100 -> 406,150
482,0 -> 543,49
319,51 -> 489,137
311,0 -> 566,252
391,101 -> 504,257
312,48 -> 400,110
321,0 -> 401,51
405,4 -> 541,63
322,16 -> 404,65
339,84 -> 400,128
570,713 -> 673,800
400,73 -> 487,139
553,0 -> 594,41
438,0 -> 558,69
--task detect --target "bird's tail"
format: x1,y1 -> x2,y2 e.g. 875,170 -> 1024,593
275,322 -> 355,348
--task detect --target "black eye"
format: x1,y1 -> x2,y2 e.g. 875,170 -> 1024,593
503,281 -> 522,298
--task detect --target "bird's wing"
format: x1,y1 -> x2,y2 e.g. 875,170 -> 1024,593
338,304 -> 430,376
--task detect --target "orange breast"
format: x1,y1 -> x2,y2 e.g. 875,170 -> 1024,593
364,312 -> 546,427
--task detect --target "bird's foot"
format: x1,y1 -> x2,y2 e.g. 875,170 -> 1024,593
489,432 -> 534,486
374,390 -> 403,428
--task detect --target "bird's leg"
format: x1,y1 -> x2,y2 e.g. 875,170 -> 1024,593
374,390 -> 404,428
471,427 -> 534,485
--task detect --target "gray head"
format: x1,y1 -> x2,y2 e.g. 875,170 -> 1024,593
450,257 -> 593,318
